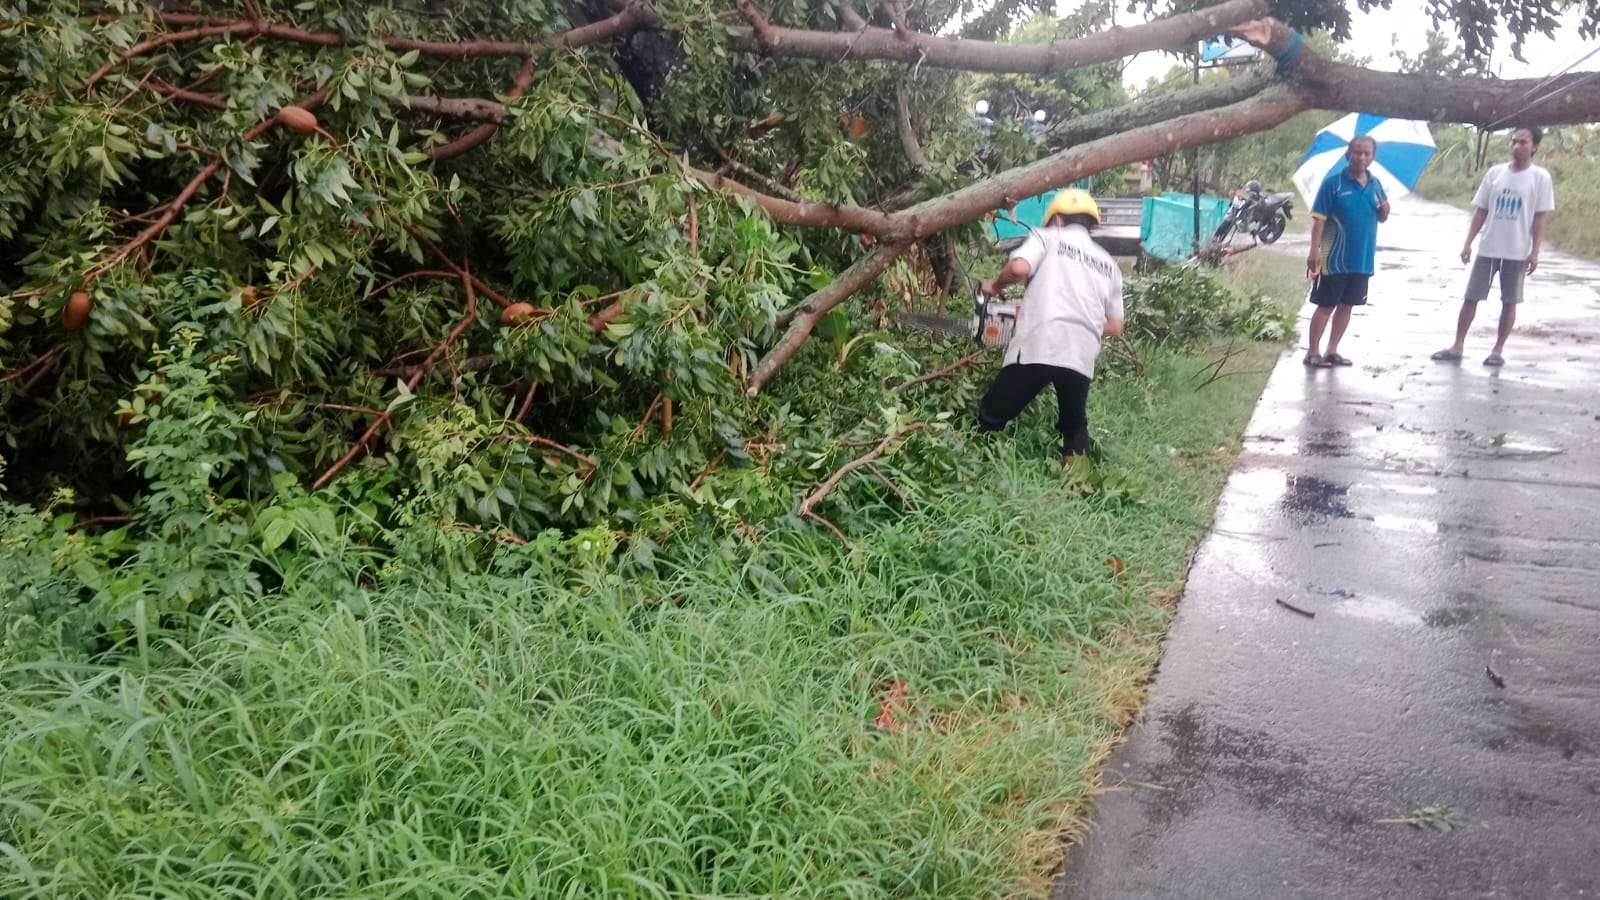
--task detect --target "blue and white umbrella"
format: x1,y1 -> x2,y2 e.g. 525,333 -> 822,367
1292,113 -> 1437,207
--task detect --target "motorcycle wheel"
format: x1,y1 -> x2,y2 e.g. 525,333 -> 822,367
1211,220 -> 1233,243
1258,212 -> 1287,245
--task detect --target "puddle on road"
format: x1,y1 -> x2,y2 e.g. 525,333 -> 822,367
1301,428 -> 1354,458
1372,513 -> 1440,535
1328,592 -> 1425,627
1380,483 -> 1439,496
1455,439 -> 1566,460
1282,474 -> 1352,522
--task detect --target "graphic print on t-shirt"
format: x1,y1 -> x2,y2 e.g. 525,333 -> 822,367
1492,189 -> 1524,221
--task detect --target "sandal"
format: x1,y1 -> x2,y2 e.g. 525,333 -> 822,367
1325,352 -> 1353,366
1483,353 -> 1505,367
1430,349 -> 1463,362
1303,352 -> 1331,368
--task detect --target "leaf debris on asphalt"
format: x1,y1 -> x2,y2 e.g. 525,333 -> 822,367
1376,805 -> 1461,832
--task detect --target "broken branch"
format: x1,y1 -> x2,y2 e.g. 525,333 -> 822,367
400,224 -> 522,310
86,84 -> 333,285
889,351 -> 984,392
798,423 -> 926,518
497,433 -> 599,470
747,242 -> 908,395
314,266 -> 479,490
895,81 -> 932,175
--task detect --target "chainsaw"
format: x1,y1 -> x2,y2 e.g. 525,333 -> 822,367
896,286 -> 1019,347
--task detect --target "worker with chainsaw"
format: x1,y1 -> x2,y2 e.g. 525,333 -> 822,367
977,188 -> 1125,459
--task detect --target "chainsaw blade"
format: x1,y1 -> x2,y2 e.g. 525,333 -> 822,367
896,312 -> 972,337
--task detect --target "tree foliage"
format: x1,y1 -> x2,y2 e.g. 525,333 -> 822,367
1134,0 -> 1600,59
3,0 -> 1600,660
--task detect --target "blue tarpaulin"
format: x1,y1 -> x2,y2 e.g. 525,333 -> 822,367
988,182 -> 1095,241
1140,193 -> 1228,262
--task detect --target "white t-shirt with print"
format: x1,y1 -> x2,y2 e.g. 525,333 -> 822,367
1472,163 -> 1555,261
1004,224 -> 1124,378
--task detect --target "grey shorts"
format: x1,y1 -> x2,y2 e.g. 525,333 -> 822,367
1465,256 -> 1526,305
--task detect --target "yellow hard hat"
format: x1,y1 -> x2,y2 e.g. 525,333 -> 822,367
1044,188 -> 1100,226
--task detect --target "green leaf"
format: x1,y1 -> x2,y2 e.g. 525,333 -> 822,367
261,517 -> 295,552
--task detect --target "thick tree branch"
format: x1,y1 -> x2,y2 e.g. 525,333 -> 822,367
690,166 -> 897,234
1306,64 -> 1600,127
746,243 -> 907,395
144,4 -> 651,59
425,55 -> 535,160
722,0 -> 1265,71
125,5 -> 1600,130
1236,17 -> 1600,126
735,0 -> 781,53
894,85 -> 1313,239
402,94 -> 508,123
1047,73 -> 1273,150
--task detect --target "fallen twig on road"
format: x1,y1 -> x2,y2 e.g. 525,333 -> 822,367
1275,598 -> 1316,618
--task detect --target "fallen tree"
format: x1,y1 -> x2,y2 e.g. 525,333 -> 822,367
2,0 -> 1597,535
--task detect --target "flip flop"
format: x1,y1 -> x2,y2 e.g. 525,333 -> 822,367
1325,353 -> 1353,366
1430,349 -> 1463,362
1483,353 -> 1505,367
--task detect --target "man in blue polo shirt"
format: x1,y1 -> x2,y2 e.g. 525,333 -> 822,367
1305,135 -> 1389,367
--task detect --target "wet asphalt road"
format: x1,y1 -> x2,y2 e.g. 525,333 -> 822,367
1057,196 -> 1600,899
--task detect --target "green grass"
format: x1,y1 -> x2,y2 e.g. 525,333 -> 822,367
0,275 -> 1307,898
1416,155 -> 1600,261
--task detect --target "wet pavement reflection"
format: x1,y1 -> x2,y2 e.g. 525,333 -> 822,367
1058,196 -> 1600,899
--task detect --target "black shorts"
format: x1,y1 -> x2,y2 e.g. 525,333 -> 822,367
1310,273 -> 1370,308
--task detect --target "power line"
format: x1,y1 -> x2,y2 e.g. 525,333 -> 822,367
1484,65 -> 1600,131
1482,42 -> 1600,131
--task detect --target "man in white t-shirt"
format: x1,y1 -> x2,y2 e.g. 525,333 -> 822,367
1431,127 -> 1556,367
977,189 -> 1125,459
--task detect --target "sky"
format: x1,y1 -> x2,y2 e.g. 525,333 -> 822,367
1117,4 -> 1598,90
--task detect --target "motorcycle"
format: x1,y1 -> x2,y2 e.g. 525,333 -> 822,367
1213,187 -> 1293,245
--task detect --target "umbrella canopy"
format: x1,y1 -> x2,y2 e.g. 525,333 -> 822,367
1292,113 -> 1437,208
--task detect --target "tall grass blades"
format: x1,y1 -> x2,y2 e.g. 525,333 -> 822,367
1,345 -> 1279,899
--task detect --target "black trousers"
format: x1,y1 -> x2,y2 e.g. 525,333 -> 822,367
976,363 -> 1093,455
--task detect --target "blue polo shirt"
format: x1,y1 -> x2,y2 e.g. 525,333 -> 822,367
1312,168 -> 1387,276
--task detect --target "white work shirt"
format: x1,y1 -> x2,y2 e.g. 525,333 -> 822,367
1004,225 -> 1124,378
1472,163 -> 1555,261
